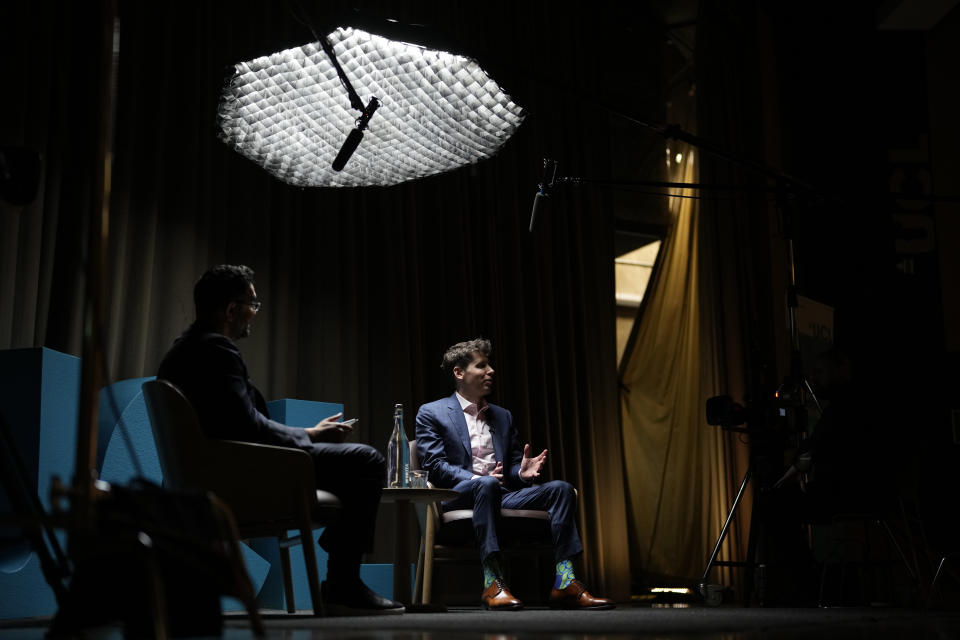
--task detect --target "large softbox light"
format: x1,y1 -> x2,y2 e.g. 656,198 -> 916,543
218,26 -> 526,188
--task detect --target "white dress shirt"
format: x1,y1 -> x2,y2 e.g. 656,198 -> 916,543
456,392 -> 498,476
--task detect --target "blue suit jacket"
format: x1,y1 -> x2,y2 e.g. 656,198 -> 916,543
415,393 -> 526,490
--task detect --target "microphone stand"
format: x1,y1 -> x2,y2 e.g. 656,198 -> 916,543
70,0 -> 119,548
527,166 -> 791,234
319,30 -> 380,172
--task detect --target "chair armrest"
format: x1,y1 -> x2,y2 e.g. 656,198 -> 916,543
214,439 -> 314,477
187,439 -> 317,523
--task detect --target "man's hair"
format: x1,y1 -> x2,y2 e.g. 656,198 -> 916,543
440,338 -> 492,381
193,264 -> 255,323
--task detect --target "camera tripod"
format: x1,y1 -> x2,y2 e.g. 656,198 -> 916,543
698,426 -> 764,607
699,189 -> 825,606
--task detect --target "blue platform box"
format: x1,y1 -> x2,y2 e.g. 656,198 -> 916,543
0,347 -> 80,620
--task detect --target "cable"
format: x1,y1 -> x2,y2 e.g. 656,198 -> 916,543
288,0 -> 365,113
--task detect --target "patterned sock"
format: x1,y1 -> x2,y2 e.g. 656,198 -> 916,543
482,554 -> 504,589
554,559 -> 576,589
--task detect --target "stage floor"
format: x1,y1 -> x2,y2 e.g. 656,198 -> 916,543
4,604 -> 960,639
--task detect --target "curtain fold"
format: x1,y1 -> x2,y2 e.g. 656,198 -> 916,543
620,148 -> 751,587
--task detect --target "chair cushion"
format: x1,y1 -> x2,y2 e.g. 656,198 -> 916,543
441,509 -> 475,523
440,508 -> 550,524
436,509 -> 553,548
311,489 -> 342,521
315,489 -> 342,507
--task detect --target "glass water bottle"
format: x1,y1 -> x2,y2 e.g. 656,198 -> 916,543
386,403 -> 410,487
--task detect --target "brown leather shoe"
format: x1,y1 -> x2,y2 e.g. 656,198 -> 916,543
481,578 -> 524,610
549,580 -> 615,610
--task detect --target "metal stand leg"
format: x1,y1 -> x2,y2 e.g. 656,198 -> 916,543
700,465 -> 753,604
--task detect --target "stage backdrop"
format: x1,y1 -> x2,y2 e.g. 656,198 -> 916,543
0,1 -> 683,599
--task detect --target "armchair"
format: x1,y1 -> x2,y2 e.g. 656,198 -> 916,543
409,440 -> 556,605
142,379 -> 341,615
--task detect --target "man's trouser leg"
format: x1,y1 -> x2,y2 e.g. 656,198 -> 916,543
310,442 -> 385,581
445,475 -> 503,561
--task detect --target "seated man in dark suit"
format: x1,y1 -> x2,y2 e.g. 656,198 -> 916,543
157,264 -> 402,615
415,338 -> 613,610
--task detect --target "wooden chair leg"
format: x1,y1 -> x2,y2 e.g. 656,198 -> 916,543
423,504 -> 437,604
140,538 -> 170,639
414,535 -> 425,604
278,536 -> 295,613
299,520 -> 324,616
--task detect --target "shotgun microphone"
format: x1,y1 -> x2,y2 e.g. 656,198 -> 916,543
332,97 -> 380,172
528,158 -> 557,233
332,128 -> 363,172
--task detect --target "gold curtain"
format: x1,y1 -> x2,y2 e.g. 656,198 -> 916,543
619,146 -> 751,587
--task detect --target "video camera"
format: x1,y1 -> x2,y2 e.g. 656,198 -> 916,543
705,387 -> 805,433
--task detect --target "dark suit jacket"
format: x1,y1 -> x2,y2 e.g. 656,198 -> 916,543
415,393 -> 527,490
157,327 -> 310,449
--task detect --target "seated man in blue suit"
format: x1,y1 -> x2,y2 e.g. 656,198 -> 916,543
415,338 -> 613,610
158,264 -> 402,615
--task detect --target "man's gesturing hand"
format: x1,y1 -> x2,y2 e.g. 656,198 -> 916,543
305,412 -> 353,444
519,443 -> 547,482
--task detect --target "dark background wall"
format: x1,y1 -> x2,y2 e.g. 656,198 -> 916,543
763,2 -> 960,550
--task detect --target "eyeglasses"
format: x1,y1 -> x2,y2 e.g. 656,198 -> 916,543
236,300 -> 261,311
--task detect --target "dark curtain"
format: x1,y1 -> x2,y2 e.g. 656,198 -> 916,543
696,1 -> 783,406
0,0 -> 677,598
686,0 -> 801,596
